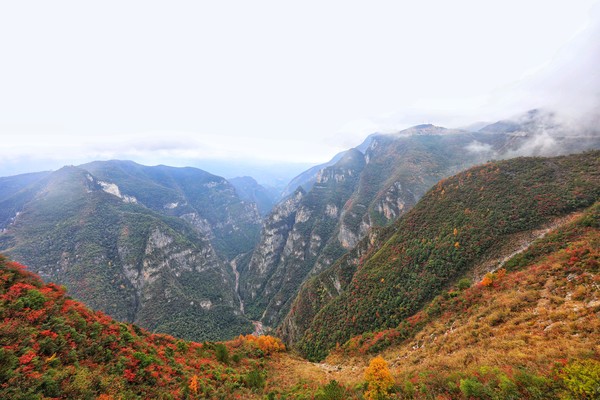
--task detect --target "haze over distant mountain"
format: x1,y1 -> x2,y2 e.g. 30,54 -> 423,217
189,159 -> 316,191
229,176 -> 277,216
279,135 -> 376,200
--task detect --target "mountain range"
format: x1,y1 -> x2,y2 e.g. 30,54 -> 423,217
1,148 -> 599,399
0,109 -> 599,350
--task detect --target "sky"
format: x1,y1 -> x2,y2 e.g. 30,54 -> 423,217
0,0 -> 599,180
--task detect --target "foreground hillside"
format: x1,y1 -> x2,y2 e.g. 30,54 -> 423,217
0,257 -> 285,399
291,151 -> 600,360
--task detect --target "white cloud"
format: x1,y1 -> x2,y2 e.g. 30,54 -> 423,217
466,141 -> 493,154
0,0 -> 598,176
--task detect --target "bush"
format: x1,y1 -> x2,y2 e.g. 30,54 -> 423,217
459,377 -> 488,398
457,278 -> 472,290
0,349 -> 17,383
562,359 -> 600,399
315,380 -> 346,400
244,369 -> 265,391
214,343 -> 229,364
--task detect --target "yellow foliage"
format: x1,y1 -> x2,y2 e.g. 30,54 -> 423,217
454,242 -> 460,249
453,228 -> 458,236
364,356 -> 394,400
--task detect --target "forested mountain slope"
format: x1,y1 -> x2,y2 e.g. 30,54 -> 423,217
292,150 -> 600,360
81,160 -> 261,259
243,119 -> 594,330
320,202 -> 600,399
1,202 -> 598,399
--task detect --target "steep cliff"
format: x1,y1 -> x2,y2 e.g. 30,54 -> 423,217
240,149 -> 366,325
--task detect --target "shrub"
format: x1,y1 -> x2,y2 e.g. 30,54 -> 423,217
214,343 -> 229,364
562,359 -> 600,399
315,380 -> 346,400
457,278 -> 472,290
459,377 -> 487,398
244,369 -> 265,391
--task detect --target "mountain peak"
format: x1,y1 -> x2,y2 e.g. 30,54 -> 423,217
391,124 -> 454,136
334,148 -> 366,169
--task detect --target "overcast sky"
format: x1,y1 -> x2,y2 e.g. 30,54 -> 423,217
0,0 -> 599,178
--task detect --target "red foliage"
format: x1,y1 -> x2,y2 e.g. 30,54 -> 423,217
19,351 -> 36,365
123,368 -> 136,383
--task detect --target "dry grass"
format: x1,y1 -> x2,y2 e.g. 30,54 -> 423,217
261,209 -> 600,397
265,352 -> 365,394
415,244 -> 593,374
323,215 -> 600,394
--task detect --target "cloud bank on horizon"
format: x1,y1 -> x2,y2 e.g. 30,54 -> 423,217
0,0 -> 599,177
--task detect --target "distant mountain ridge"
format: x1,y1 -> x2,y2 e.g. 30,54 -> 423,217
229,176 -> 277,216
80,160 -> 262,259
241,122 -> 560,330
0,161 -> 262,341
0,109 -> 598,345
242,109 -> 600,335
279,134 -> 376,200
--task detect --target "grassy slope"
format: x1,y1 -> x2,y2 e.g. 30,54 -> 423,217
297,151 -> 600,361
323,202 -> 600,399
266,202 -> 600,399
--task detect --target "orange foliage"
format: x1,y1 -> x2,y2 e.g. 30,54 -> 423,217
480,274 -> 493,287
236,334 -> 286,355
189,375 -> 198,394
480,268 -> 506,287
